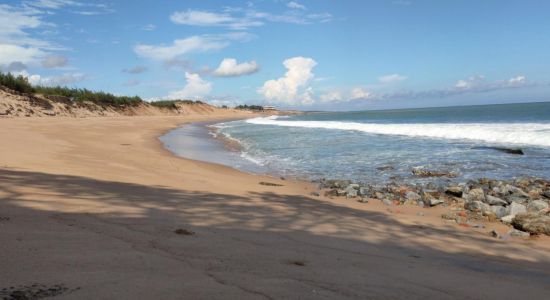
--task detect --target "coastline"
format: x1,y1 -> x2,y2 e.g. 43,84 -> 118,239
2,114 -> 550,299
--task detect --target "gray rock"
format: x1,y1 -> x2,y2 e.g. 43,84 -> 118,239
382,199 -> 393,206
485,195 -> 507,206
445,185 -> 463,197
507,202 -> 527,216
512,213 -> 550,236
490,229 -> 500,239
508,185 -> 530,198
357,197 -> 369,203
527,200 -> 549,212
358,187 -> 369,196
507,229 -> 530,238
490,205 -> 508,219
429,199 -> 444,207
345,188 -> 358,198
505,195 -> 528,204
543,191 -> 550,199
465,188 -> 485,202
465,200 -> 490,213
336,189 -> 347,197
347,183 -> 360,190
405,191 -> 421,202
501,215 -> 514,224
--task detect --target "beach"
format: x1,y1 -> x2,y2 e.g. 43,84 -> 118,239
1,113 -> 550,299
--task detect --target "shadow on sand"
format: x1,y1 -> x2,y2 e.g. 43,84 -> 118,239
1,168 -> 549,299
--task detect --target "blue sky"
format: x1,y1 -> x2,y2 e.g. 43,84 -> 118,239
1,0 -> 549,110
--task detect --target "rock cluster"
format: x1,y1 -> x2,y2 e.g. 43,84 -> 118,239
318,177 -> 550,236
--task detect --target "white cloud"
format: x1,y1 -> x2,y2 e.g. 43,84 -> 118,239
350,87 -> 374,100
134,32 -> 252,61
319,91 -> 343,102
41,55 -> 68,68
170,8 -> 332,29
258,56 -> 317,105
166,72 -> 212,100
26,72 -> 86,86
0,43 -> 45,65
378,73 -> 407,84
213,58 -> 259,77
508,75 -> 525,85
287,1 -> 306,10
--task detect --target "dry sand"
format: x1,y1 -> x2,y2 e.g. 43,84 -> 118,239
1,112 -> 550,299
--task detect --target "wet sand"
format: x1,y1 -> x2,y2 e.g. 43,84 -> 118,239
1,114 -> 550,299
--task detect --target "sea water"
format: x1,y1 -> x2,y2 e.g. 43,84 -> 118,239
211,102 -> 550,184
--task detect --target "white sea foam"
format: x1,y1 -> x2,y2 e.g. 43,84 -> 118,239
246,116 -> 550,147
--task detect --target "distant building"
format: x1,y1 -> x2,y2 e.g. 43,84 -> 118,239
263,105 -> 276,111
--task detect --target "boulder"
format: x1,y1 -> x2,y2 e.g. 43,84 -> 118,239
336,189 -> 347,197
490,205 -> 508,219
527,200 -> 549,212
500,215 -> 514,224
485,195 -> 507,206
543,191 -> 550,199
512,213 -> 550,236
507,202 -> 527,216
464,188 -> 485,202
347,183 -> 360,190
445,185 -> 463,197
358,187 -> 369,197
412,167 -> 457,178
465,201 -> 490,213
507,229 -> 530,238
405,191 -> 421,202
345,186 -> 358,198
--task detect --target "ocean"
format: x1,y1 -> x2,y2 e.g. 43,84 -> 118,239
162,102 -> 550,184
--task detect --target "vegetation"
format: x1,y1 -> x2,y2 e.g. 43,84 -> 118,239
149,99 -> 205,109
235,104 -> 264,111
0,71 -> 142,107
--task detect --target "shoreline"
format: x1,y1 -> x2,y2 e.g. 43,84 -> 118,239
2,113 -> 550,299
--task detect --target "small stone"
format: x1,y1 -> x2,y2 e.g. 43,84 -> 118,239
490,205 -> 508,219
357,197 -> 369,203
382,199 -> 393,206
429,199 -> 444,207
336,189 -> 347,197
347,183 -> 360,190
464,188 -> 485,202
358,187 -> 369,196
527,200 -> 549,212
465,200 -> 490,213
490,229 -> 500,239
310,192 -> 320,197
485,195 -> 507,206
507,228 -> 530,238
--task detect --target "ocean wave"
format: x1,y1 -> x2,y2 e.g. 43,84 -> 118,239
246,116 -> 550,147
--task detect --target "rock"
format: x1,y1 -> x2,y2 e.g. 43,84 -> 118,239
441,212 -> 458,221
465,201 -> 490,213
382,199 -> 393,206
507,202 -> 527,216
357,197 -> 369,203
505,195 -> 527,204
445,185 -> 463,197
472,146 -> 524,155
527,200 -> 549,212
347,183 -> 360,190
345,187 -> 358,198
336,189 -> 347,197
429,199 -> 444,207
324,189 -> 338,197
405,191 -> 421,202
485,195 -> 507,206
512,213 -> 550,235
507,229 -> 530,238
374,191 -> 386,199
358,187 -> 369,196
376,165 -> 394,171
464,188 -> 485,202
310,192 -> 320,197
412,167 -> 457,178
490,205 -> 508,219
490,229 -> 500,239
323,179 -> 352,189
500,215 -> 514,224
508,185 -> 530,198
543,191 -> 550,199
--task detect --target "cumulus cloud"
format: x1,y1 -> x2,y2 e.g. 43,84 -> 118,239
166,72 -> 212,100
134,32 -> 253,61
122,66 -> 148,74
0,44 -> 45,65
378,73 -> 407,84
258,56 -> 317,105
287,1 -> 306,10
212,58 -> 259,77
41,55 -> 68,68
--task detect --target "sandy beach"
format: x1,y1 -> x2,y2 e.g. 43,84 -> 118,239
1,113 -> 550,299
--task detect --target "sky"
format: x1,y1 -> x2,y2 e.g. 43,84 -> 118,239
1,0 -> 550,110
